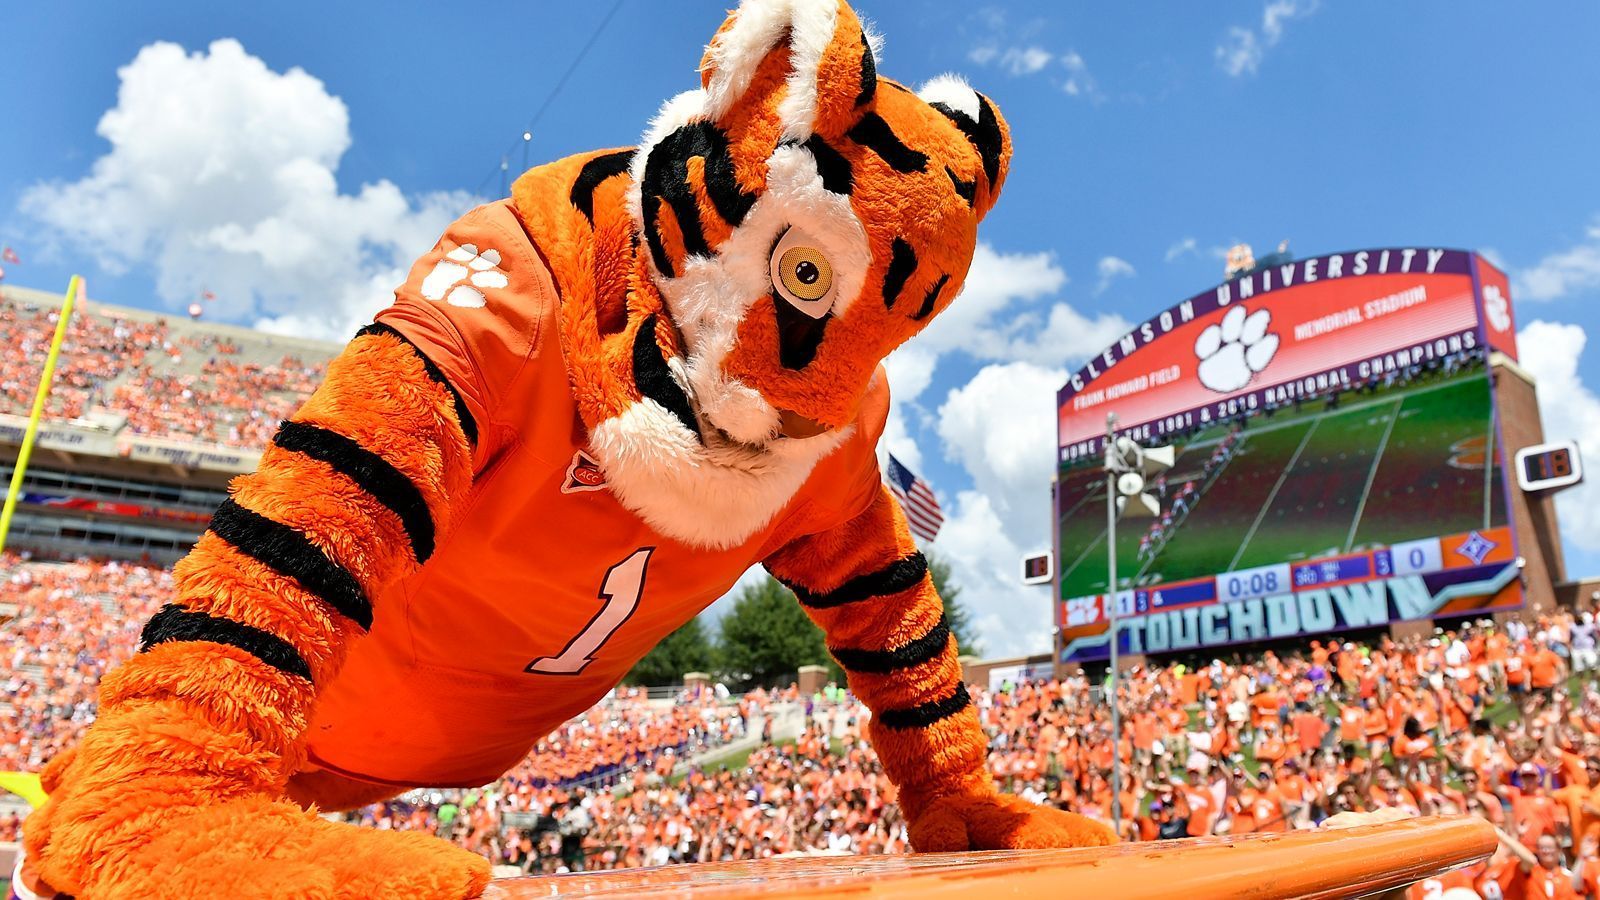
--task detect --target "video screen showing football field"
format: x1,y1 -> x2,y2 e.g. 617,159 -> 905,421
1056,355 -> 1507,599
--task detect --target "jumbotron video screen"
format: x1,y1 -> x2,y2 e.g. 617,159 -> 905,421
1055,248 -> 1524,663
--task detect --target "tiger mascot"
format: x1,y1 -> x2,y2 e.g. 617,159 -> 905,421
16,0 -> 1115,896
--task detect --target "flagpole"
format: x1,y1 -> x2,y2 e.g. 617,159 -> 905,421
0,276 -> 82,557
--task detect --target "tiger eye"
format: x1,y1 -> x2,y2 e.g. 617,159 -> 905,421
778,246 -> 832,301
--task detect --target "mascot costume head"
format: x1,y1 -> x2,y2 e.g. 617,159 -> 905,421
514,0 -> 1010,548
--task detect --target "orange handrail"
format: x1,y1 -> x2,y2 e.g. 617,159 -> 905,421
485,815 -> 1495,900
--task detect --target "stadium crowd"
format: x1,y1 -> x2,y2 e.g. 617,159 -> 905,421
7,552 -> 1600,897
0,294 -> 328,449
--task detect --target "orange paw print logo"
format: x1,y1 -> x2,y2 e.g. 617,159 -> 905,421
420,243 -> 508,308
1447,435 -> 1487,469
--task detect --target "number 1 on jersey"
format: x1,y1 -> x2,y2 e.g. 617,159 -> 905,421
526,547 -> 654,675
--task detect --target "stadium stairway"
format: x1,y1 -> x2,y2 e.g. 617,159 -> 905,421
669,703 -> 805,779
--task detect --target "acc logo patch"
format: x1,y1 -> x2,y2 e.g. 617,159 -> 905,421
562,450 -> 608,493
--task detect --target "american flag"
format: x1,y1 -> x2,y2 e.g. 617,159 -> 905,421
886,453 -> 943,543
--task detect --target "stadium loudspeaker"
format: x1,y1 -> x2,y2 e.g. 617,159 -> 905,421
1116,472 -> 1145,496
1141,444 -> 1176,472
1116,493 -> 1160,518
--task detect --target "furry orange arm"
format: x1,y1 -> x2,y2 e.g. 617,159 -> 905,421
116,322 -> 476,777
766,484 -> 1116,851
23,325 -> 490,897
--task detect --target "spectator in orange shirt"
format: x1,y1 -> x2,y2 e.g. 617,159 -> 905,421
1179,772 -> 1219,838
1392,717 -> 1436,781
1291,703 -> 1329,760
1505,762 -> 1561,844
1255,720 -> 1287,767
1506,644 -> 1531,695
1531,642 -> 1568,699
1338,701 -> 1366,753
1250,685 -> 1282,741
1526,832 -> 1581,900
1246,769 -> 1290,833
1457,769 -> 1506,828
1362,696 -> 1390,758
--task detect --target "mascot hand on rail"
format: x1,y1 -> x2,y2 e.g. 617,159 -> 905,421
20,0 -> 1114,895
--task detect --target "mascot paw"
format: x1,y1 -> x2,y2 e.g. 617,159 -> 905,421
27,788 -> 490,899
908,792 -> 1118,852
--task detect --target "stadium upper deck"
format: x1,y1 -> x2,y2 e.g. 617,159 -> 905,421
0,285 -> 340,563
0,285 -> 338,449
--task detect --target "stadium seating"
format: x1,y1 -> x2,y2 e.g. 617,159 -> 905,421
0,287 -> 334,449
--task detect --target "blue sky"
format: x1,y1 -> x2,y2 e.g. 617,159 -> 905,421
3,1 -> 1599,655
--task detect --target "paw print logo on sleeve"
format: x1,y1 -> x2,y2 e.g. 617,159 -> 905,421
420,243 -> 509,309
1194,305 -> 1279,393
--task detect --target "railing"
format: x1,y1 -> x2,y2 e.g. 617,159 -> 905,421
485,816 -> 1495,900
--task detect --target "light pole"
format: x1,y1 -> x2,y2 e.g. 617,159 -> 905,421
1103,412 -> 1123,828
1101,412 -> 1173,832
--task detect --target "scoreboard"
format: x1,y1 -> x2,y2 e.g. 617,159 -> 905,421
1515,440 -> 1582,493
1054,247 -> 1528,663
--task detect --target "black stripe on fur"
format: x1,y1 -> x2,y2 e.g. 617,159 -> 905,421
272,420 -> 436,564
876,682 -> 971,730
912,273 -> 949,322
882,238 -> 918,310
570,149 -> 637,225
846,113 -> 928,174
856,29 -> 877,107
946,166 -> 976,206
209,499 -> 373,631
774,292 -> 831,371
640,122 -> 758,276
140,604 -> 313,682
930,97 -> 1004,189
632,315 -> 701,440
641,194 -> 677,278
780,552 -> 928,610
803,136 -> 854,195
354,323 -> 479,446
831,614 -> 950,674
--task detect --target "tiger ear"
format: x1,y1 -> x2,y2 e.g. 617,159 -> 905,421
917,74 -> 1013,222
699,0 -> 879,142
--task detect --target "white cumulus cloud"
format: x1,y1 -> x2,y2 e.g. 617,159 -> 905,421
1165,237 -> 1199,262
1515,220 -> 1600,302
1518,320 -> 1600,555
918,242 -> 1129,370
969,45 -> 1052,77
932,361 -> 1068,657
20,39 -> 474,340
1059,50 -> 1099,100
1216,0 -> 1319,77
1095,255 -> 1136,294
967,38 -> 1099,100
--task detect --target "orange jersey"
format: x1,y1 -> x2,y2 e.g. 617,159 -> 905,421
1338,705 -> 1365,742
304,202 -> 885,786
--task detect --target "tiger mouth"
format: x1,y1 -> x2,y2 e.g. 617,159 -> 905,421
777,408 -> 831,439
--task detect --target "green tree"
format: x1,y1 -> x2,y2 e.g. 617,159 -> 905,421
716,575 -> 830,689
927,551 -> 982,658
624,615 -> 716,686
